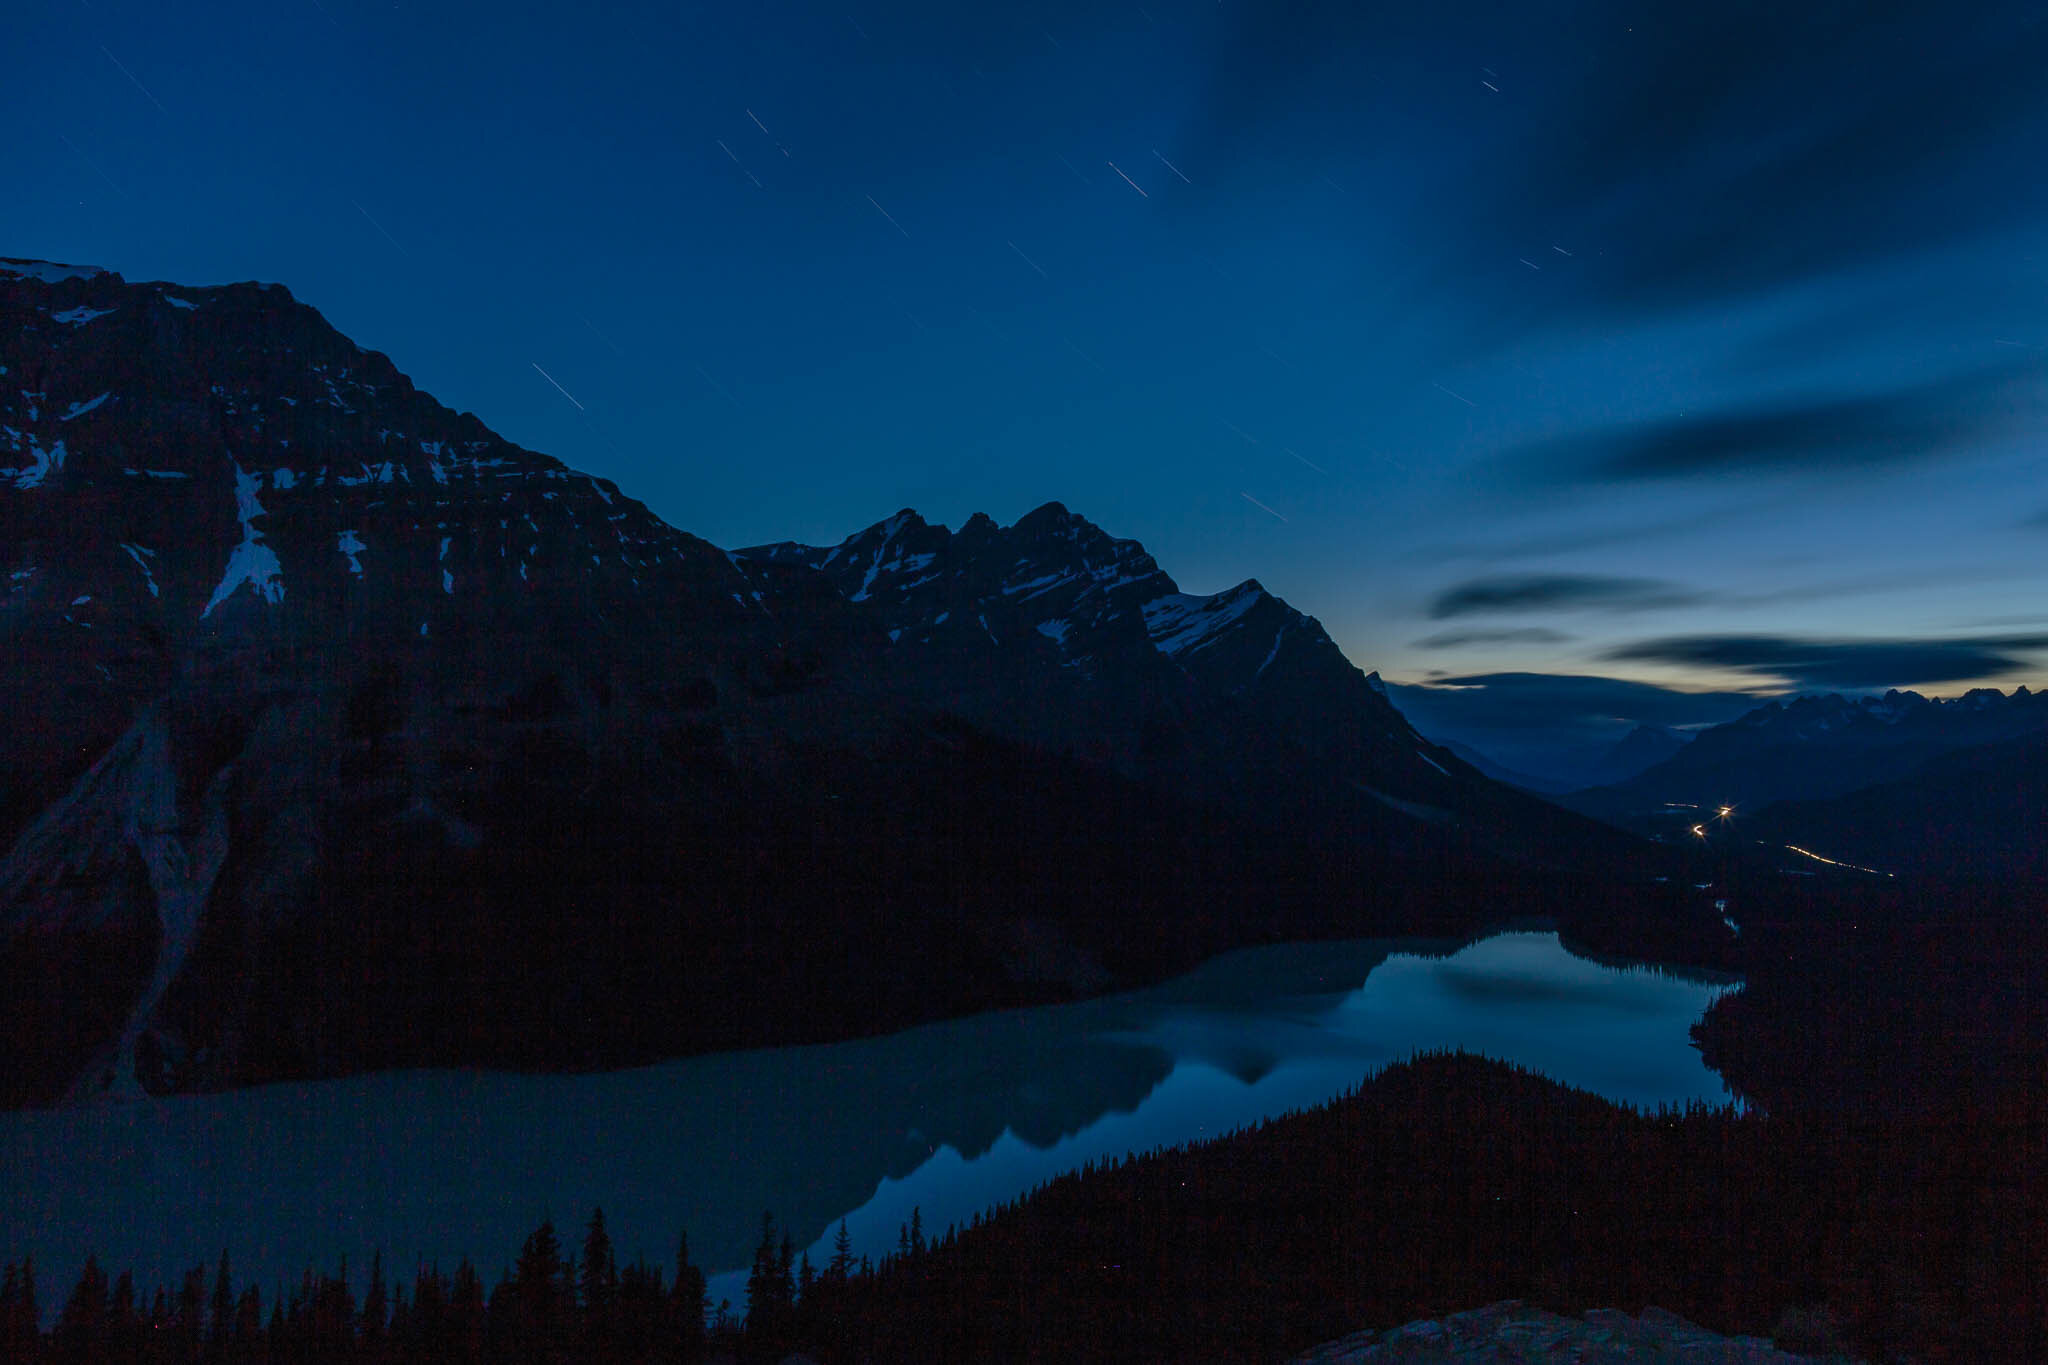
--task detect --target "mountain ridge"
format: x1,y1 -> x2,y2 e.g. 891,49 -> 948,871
0,257 -> 1692,1106
1562,686 -> 2048,832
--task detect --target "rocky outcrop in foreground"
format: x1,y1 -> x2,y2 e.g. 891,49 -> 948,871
1293,1301 -> 1853,1363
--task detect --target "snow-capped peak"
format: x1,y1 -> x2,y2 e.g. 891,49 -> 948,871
0,258 -> 113,284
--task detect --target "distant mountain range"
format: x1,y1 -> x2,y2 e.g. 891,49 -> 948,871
1447,725 -> 1687,795
1740,728 -> 2048,882
0,258 -> 1666,1106
1562,687 -> 2048,878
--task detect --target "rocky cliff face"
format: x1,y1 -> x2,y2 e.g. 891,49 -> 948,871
0,258 -> 1656,1106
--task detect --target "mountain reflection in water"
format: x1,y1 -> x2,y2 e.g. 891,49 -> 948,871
2,931 -> 1735,1321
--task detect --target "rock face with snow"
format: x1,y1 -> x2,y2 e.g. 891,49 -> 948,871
0,259 -> 1644,1106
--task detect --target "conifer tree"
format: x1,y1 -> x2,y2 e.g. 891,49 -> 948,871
176,1262 -> 207,1357
208,1250 -> 232,1363
744,1213 -> 800,1360
312,1263 -> 356,1358
0,1260 -> 37,1365
53,1256 -> 108,1365
450,1259 -> 487,1363
508,1221 -> 573,1365
670,1231 -> 707,1364
360,1249 -> 388,1350
579,1207 -> 617,1317
233,1284 -> 264,1361
828,1220 -> 854,1283
410,1264 -> 448,1360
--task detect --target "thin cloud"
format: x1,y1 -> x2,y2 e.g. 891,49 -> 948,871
1414,506 -> 1751,566
1428,574 -> 1702,620
1410,627 -> 1576,650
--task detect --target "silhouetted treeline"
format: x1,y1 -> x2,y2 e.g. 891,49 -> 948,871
4,1209 -> 709,1365
816,1053 -> 2044,1364
1693,863 -> 2048,1118
11,1053 -> 2043,1365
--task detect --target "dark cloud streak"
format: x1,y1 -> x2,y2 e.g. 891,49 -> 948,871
1410,627 -> 1575,650
1603,634 -> 2048,691
1428,574 -> 1702,619
1509,361 -> 2038,484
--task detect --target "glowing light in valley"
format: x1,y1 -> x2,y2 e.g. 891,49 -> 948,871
1781,844 -> 1895,877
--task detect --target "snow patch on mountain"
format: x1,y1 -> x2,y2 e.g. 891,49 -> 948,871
1143,582 -> 1264,658
119,543 -> 160,598
1002,570 -> 1068,599
1256,626 -> 1288,677
58,392 -> 111,421
850,516 -> 924,602
8,434 -> 66,489
49,306 -> 117,326
0,259 -> 111,283
202,461 -> 286,616
337,530 -> 366,576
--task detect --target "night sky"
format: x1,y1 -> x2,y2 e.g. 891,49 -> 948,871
9,0 -> 2047,770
